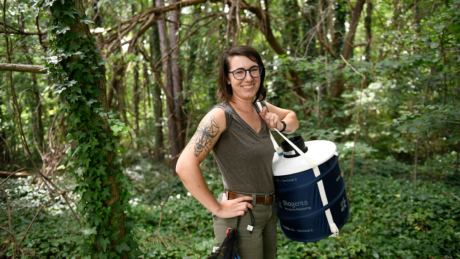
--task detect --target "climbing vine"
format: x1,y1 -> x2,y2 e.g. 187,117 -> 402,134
45,0 -> 138,257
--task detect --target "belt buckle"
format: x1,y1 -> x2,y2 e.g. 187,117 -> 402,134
264,195 -> 269,205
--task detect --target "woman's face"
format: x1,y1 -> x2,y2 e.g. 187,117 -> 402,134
226,55 -> 260,102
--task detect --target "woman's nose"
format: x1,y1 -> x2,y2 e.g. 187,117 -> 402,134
244,72 -> 253,81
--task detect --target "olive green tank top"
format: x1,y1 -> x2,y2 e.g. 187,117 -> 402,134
212,101 -> 275,194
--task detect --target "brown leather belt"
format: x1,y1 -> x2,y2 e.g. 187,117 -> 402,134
227,191 -> 275,205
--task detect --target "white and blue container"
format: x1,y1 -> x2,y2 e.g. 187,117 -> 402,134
272,138 -> 349,242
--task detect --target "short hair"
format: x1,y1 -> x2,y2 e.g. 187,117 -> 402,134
216,45 -> 267,104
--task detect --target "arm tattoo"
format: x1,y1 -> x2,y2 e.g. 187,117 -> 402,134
189,114 -> 220,157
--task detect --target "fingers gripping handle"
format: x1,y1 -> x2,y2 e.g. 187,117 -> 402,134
257,102 -> 282,153
256,102 -> 319,175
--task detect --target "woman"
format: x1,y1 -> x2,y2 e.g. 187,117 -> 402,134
176,45 -> 299,259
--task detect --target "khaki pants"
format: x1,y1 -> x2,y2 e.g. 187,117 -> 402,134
213,193 -> 277,259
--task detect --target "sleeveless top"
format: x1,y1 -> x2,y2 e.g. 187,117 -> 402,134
211,101 -> 275,194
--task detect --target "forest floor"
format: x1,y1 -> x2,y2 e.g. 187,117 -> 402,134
1,157 -> 459,258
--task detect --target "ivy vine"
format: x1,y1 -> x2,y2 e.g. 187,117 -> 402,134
45,0 -> 138,257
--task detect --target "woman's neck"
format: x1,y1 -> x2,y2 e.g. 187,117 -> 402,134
229,97 -> 254,113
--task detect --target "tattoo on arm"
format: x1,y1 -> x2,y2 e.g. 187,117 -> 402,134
189,114 -> 220,157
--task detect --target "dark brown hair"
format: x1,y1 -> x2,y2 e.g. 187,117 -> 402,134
216,45 -> 267,103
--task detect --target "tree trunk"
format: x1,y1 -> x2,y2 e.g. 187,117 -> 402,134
107,58 -> 126,108
0,102 -> 9,167
331,0 -> 366,98
281,0 -> 299,52
364,0 -> 373,59
169,0 -> 186,156
334,0 -> 347,57
142,62 -> 155,162
149,2 -> 165,161
133,61 -> 140,135
22,54 -> 45,151
49,0 -> 135,255
341,0 -> 366,60
156,0 -> 181,170
133,6 -> 140,136
32,75 -> 44,151
185,7 -> 200,84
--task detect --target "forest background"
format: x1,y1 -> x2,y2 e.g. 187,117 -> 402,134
0,0 -> 459,258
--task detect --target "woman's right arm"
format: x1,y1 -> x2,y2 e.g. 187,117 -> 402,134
176,108 -> 253,218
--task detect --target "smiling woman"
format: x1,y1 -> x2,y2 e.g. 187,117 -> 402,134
176,45 -> 299,259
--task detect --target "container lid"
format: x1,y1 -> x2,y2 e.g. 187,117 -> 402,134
273,140 -> 337,177
281,136 -> 308,158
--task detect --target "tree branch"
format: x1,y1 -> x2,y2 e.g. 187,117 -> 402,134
0,21 -> 46,35
341,0 -> 366,60
0,63 -> 46,74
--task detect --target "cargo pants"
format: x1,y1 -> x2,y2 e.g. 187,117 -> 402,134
212,192 -> 277,259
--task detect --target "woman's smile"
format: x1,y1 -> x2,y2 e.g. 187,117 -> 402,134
242,84 -> 255,89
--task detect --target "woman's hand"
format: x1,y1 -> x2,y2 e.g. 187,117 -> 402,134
214,193 -> 254,218
260,106 -> 283,131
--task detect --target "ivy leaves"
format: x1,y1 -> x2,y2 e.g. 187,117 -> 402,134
46,0 -> 138,257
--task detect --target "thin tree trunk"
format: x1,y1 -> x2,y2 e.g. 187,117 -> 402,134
414,136 -> 419,188
156,0 -> 179,168
185,7 -> 200,84
142,62 -> 155,162
364,0 -> 373,59
22,53 -> 45,150
149,4 -> 165,161
133,5 -> 140,135
169,0 -> 186,155
334,0 -> 346,57
281,0 -> 299,52
331,0 -> 366,98
116,69 -> 130,127
107,58 -> 125,108
304,0 -> 317,59
341,0 -> 365,60
0,102 -> 9,167
134,61 -> 140,135
19,13 -> 45,156
32,76 -> 44,151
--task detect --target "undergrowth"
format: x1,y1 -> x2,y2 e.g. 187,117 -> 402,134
1,158 -> 459,258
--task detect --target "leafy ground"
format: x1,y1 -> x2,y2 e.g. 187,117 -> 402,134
1,159 -> 459,258
128,161 -> 460,259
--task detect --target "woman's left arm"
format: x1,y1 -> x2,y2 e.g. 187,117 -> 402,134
260,102 -> 299,134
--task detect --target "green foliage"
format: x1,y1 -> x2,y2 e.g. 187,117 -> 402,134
2,159 -> 459,258
0,178 -> 81,258
276,174 -> 460,258
126,164 -> 460,258
44,0 -> 139,257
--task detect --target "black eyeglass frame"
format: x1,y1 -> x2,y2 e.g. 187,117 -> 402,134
228,65 -> 264,80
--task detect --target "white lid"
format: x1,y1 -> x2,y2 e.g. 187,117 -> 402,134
272,140 -> 337,177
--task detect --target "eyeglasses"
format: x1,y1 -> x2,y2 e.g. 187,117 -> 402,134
229,66 -> 264,80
